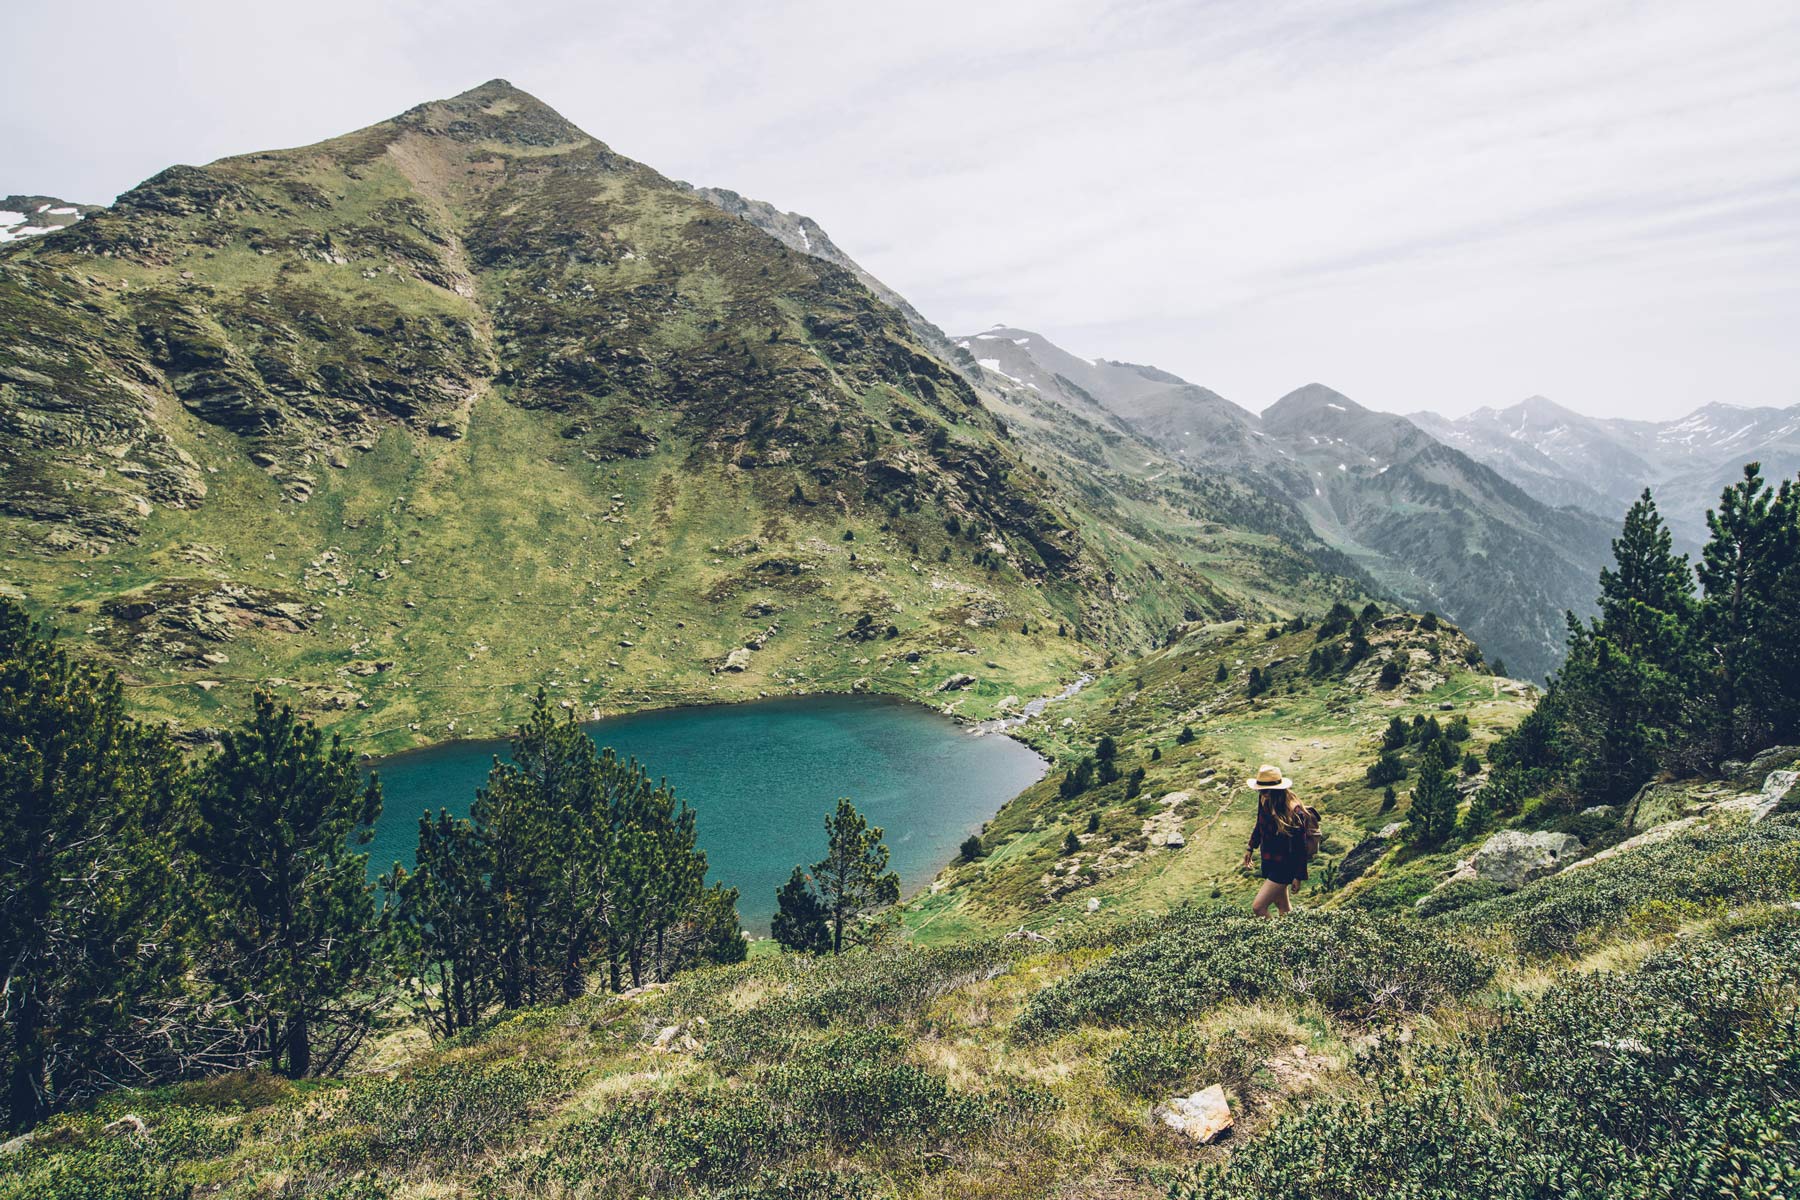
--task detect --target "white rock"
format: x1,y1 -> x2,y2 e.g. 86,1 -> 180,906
1086,897 -> 1101,913
1473,830 -> 1583,888
1157,1085 -> 1233,1143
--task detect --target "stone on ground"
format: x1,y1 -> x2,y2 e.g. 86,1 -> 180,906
1157,1084 -> 1233,1143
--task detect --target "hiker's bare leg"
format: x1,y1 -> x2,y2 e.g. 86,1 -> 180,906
1273,883 -> 1292,914
1252,880 -> 1288,918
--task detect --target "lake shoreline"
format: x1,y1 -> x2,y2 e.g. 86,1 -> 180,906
358,678 -> 1087,765
361,689 -> 1064,934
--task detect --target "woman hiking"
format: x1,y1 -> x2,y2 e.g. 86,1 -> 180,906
1239,764 -> 1321,918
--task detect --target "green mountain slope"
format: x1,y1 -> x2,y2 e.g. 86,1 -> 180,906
7,659 -> 1793,1199
952,330 -> 1618,679
0,81 -> 1357,749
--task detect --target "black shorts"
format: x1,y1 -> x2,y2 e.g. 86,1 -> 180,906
1260,858 -> 1304,886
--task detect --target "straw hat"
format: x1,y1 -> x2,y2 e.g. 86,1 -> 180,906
1246,764 -> 1293,790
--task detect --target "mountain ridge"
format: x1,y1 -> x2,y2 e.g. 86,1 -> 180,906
947,333 -> 1616,679
0,80 -> 1363,747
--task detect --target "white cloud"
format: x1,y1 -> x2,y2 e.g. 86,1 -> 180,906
3,0 -> 1796,419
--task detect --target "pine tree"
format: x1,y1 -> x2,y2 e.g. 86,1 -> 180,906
1696,464 -> 1785,759
1381,716 -> 1410,752
771,867 -> 831,954
1598,489 -> 1697,657
2,603 -> 196,1131
1365,751 -> 1406,787
389,810 -> 496,1038
192,693 -> 387,1079
1059,758 -> 1096,798
811,799 -> 901,954
663,883 -> 747,971
1404,740 -> 1459,847
1377,659 -> 1403,689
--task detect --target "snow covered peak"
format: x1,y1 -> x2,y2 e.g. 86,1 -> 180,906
0,195 -> 93,244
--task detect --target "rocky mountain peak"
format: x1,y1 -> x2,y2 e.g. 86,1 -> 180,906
1262,383 -> 1365,428
392,78 -> 593,150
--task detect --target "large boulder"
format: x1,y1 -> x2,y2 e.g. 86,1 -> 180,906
1337,837 -> 1387,888
1156,1085 -> 1233,1143
1627,780 -> 1700,830
1472,830 -> 1582,889
936,672 -> 976,692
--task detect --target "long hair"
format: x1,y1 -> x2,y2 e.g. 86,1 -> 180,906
1258,786 -> 1304,833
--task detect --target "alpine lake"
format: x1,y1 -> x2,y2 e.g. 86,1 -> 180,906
366,694 -> 1047,933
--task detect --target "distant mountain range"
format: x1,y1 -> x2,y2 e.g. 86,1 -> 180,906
938,331 -> 1617,679
1412,395 -> 1800,546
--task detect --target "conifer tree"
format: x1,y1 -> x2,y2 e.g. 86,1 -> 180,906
1404,739 -> 1459,847
1598,489 -> 1696,658
389,810 -> 496,1037
1,602 -> 196,1130
811,799 -> 901,954
1697,465 -> 1797,758
192,692 -> 387,1079
771,867 -> 832,954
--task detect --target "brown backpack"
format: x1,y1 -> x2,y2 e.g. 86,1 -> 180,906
1299,806 -> 1323,861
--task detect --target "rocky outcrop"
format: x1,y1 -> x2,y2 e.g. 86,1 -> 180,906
1470,830 -> 1582,888
935,672 -> 976,692
1156,1085 -> 1233,1143
715,647 -> 754,673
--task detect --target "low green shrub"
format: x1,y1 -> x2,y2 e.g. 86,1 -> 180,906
0,1109 -> 246,1200
1014,911 -> 1490,1039
1104,1025 -> 1273,1097
340,1058 -> 571,1168
702,942 -> 1023,1068
1448,814 -> 1800,957
1413,877 -> 1505,917
1170,916 -> 1800,1200
484,1029 -> 1055,1198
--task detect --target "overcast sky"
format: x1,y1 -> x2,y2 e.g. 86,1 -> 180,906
7,0 -> 1797,419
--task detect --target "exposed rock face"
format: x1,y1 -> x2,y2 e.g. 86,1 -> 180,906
1336,833 -> 1389,888
1156,1085 -> 1233,1143
1472,830 -> 1583,888
936,672 -> 976,692
1567,818 -> 1703,874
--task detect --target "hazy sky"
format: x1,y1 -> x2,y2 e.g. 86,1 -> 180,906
7,0 -> 1797,419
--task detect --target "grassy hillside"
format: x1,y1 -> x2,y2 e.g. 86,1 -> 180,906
6,795 -> 1793,1199
905,607 -> 1534,942
0,81 -> 1359,752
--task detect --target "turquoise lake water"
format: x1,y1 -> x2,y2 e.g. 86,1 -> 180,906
366,694 -> 1046,933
